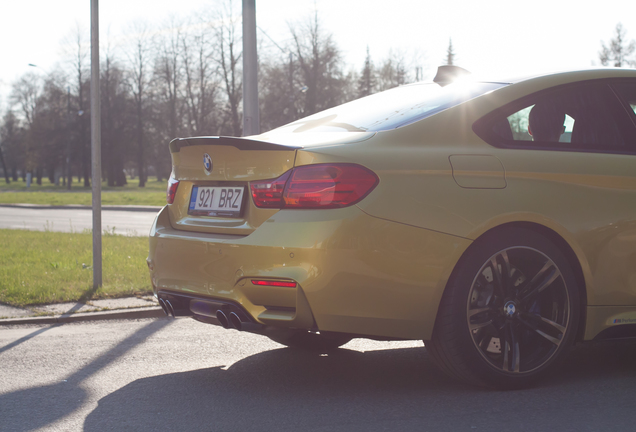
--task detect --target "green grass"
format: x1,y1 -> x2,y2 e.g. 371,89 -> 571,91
0,229 -> 152,307
0,177 -> 167,206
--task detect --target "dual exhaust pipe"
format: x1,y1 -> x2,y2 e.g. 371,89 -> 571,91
216,310 -> 251,331
158,298 -> 175,318
158,294 -> 262,333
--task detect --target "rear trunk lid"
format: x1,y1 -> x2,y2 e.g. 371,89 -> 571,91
168,136 -> 299,235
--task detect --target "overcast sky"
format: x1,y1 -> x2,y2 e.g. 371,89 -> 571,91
1,0 -> 635,109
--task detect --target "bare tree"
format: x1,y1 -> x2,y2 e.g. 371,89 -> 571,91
10,73 -> 40,180
0,110 -> 23,181
153,16 -> 185,180
259,58 -> 298,131
101,38 -> 128,186
290,12 -> 348,116
376,52 -> 409,91
214,0 -> 242,136
34,75 -> 69,185
0,142 -> 8,184
182,18 -> 219,135
125,22 -> 154,187
63,24 -> 91,187
599,23 -> 636,67
0,110 -> 21,183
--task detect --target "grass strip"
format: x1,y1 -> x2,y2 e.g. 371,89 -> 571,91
0,178 -> 167,207
0,229 -> 152,307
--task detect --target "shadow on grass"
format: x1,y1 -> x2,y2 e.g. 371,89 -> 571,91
77,284 -> 101,305
0,318 -> 172,432
80,340 -> 636,432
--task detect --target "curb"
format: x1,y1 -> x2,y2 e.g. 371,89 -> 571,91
0,203 -> 162,213
0,307 -> 166,326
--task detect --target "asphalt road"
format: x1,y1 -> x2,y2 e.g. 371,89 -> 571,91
1,318 -> 635,431
0,207 -> 157,236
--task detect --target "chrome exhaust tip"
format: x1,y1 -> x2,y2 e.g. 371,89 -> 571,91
158,298 -> 169,316
216,310 -> 229,329
229,312 -> 243,331
164,299 -> 175,318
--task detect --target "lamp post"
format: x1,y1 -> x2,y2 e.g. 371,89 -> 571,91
242,0 -> 259,136
90,0 -> 102,289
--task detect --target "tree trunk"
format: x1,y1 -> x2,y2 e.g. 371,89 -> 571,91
137,101 -> 145,187
0,146 -> 10,184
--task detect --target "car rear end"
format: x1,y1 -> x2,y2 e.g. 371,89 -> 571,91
147,135 -> 391,336
147,78 -> 506,340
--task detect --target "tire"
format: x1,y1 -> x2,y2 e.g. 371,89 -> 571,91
268,330 -> 352,352
428,227 -> 580,389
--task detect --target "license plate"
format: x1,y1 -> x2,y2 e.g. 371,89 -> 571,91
188,186 -> 245,217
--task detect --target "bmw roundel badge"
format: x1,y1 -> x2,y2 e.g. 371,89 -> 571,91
504,301 -> 516,318
203,153 -> 212,174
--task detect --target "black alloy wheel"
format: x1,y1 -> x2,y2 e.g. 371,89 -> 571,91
428,227 -> 580,389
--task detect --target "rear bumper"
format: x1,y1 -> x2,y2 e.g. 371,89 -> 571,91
147,205 -> 471,340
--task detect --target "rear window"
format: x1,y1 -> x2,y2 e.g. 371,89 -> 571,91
270,82 -> 507,134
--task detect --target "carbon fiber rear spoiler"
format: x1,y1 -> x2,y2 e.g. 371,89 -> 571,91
169,136 -> 302,153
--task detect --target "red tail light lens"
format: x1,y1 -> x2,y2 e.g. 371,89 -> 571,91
250,164 -> 378,209
284,164 -> 378,209
251,280 -> 297,288
250,171 -> 291,208
166,175 -> 179,204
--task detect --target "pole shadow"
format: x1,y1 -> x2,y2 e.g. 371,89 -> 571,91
0,318 -> 173,432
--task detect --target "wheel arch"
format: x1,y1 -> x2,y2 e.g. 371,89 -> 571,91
465,221 -> 588,342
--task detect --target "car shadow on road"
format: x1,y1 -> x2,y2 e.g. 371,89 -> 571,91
0,319 -> 173,432
82,340 -> 636,432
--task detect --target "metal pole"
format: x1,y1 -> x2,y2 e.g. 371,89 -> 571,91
91,0 -> 102,288
242,0 -> 259,136
66,86 -> 72,189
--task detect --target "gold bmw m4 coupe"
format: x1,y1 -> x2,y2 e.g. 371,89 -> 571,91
148,66 -> 636,388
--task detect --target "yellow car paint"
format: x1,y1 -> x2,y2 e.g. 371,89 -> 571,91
149,68 -> 636,344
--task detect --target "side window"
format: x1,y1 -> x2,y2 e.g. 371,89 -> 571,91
502,106 -> 575,142
611,81 -> 636,117
489,83 -> 631,151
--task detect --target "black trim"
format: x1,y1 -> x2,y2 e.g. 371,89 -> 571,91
473,78 -> 636,155
169,136 -> 301,153
157,289 -> 256,323
609,80 -> 636,129
593,324 -> 636,340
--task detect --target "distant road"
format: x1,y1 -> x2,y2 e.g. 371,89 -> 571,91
0,206 -> 159,236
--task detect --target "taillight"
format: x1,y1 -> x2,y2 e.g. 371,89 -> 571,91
250,164 -> 378,209
166,175 -> 179,204
250,171 -> 291,208
251,280 -> 297,287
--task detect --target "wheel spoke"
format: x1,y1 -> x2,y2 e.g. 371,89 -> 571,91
499,250 -> 512,294
468,306 -> 491,318
501,322 -> 512,371
489,251 -> 511,298
499,322 -> 521,372
519,261 -> 560,304
518,314 -> 563,346
470,319 -> 493,331
510,324 -> 521,372
468,306 -> 494,331
540,316 -> 566,334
